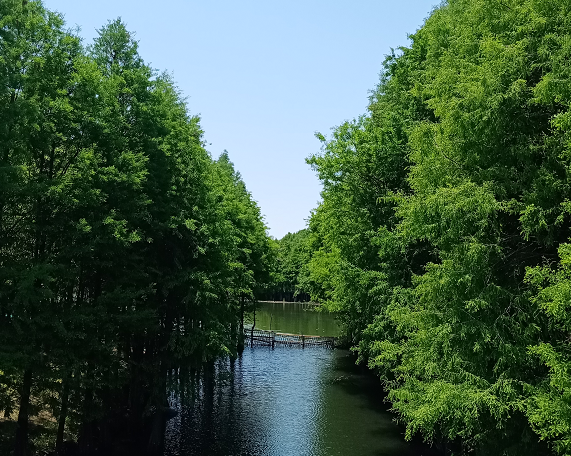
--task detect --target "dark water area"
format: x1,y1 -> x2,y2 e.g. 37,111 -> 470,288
164,304 -> 435,456
254,302 -> 342,336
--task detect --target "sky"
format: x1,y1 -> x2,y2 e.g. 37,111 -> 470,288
44,0 -> 438,239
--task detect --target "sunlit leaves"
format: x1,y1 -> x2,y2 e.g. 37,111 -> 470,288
302,0 -> 571,453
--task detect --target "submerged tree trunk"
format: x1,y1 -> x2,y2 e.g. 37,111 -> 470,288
146,407 -> 167,456
147,356 -> 175,456
14,368 -> 33,456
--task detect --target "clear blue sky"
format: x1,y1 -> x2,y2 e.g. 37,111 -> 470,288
44,0 -> 437,239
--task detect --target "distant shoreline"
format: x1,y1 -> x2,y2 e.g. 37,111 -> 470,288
257,300 -> 319,306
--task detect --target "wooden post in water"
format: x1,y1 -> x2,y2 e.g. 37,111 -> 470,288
251,308 -> 256,347
301,335 -> 305,349
271,331 -> 275,349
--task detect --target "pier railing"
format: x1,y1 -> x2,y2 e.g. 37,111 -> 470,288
244,327 -> 335,348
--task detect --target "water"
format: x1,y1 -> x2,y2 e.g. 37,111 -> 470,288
164,303 -> 434,456
253,302 -> 342,336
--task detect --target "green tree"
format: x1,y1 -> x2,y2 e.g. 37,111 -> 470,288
0,7 -> 274,454
266,229 -> 311,301
208,152 -> 273,350
302,0 -> 571,454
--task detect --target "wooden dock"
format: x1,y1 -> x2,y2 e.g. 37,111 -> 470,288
244,327 -> 335,348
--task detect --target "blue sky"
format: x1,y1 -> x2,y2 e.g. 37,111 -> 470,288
44,0 -> 438,239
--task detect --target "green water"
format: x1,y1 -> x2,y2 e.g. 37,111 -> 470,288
164,302 -> 436,456
253,302 -> 342,336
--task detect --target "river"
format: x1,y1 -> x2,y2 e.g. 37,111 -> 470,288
164,302 -> 435,456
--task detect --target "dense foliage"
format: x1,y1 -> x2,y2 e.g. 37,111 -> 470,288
263,229 -> 311,301
0,1 -> 272,454
301,0 -> 571,454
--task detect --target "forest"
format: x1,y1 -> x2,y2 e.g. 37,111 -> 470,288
0,1 -> 274,454
5,0 -> 571,455
286,0 -> 571,455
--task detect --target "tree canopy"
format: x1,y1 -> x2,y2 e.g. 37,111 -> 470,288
300,0 -> 571,454
0,2 -> 272,454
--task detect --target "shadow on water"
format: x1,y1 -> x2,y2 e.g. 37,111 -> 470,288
318,350 -> 439,456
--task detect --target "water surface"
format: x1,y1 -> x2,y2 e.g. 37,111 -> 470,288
164,304 -> 434,456
253,302 -> 341,336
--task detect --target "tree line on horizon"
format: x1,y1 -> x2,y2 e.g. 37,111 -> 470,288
0,1 -> 273,454
261,229 -> 311,302
284,0 -> 571,455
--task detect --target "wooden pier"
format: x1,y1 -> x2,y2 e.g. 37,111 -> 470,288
244,327 -> 335,348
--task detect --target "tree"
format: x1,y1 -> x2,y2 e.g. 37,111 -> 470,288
0,8 -> 274,454
265,229 -> 311,302
301,0 -> 571,454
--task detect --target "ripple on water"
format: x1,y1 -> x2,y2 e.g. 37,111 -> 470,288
164,346 -> 430,456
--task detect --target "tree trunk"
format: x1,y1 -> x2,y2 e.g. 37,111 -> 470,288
238,297 -> 245,352
56,373 -> 71,452
78,387 -> 94,455
14,369 -> 32,456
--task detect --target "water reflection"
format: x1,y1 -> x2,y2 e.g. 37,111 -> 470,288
164,347 -> 434,456
254,302 -> 341,336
